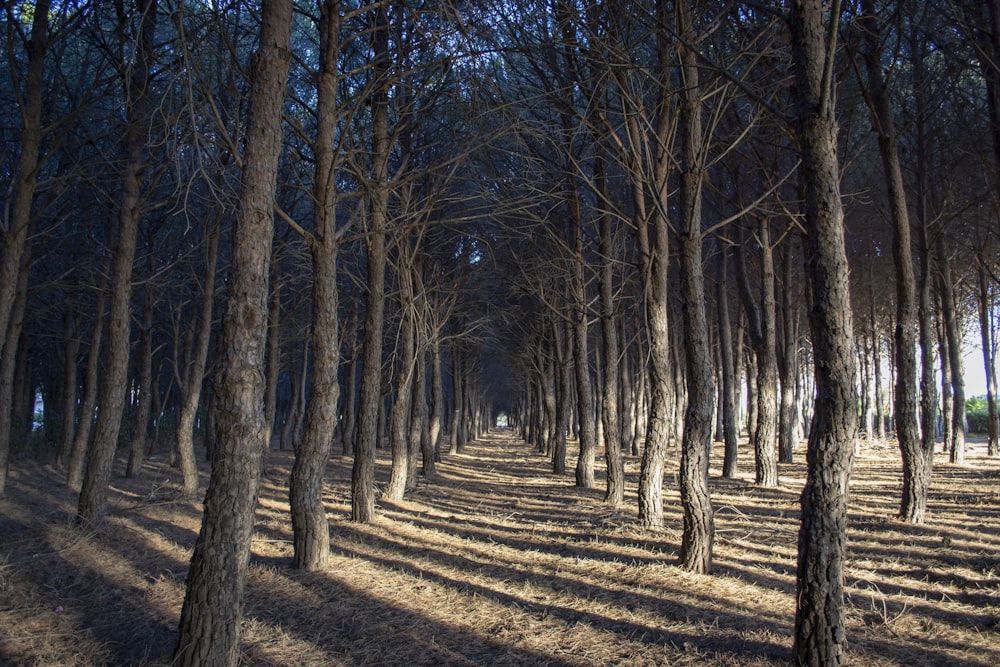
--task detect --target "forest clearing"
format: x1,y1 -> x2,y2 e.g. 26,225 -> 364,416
1,430 -> 998,667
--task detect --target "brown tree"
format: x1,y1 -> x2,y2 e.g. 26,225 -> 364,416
173,0 -> 292,662
788,1 -> 859,664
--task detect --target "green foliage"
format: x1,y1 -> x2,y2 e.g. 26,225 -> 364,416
966,396 -> 993,434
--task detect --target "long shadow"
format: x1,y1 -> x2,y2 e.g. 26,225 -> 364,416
241,562 -> 583,666
326,519 -> 795,662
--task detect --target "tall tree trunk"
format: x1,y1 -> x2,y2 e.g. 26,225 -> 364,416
126,276 -> 155,478
737,220 -> 779,486
718,243 -> 740,479
428,310 -> 444,459
173,0 -> 291,662
66,285 -> 107,490
596,156 -> 624,506
290,0 -> 342,571
385,262 -> 417,501
57,309 -> 81,467
936,237 -> 966,464
637,1 -> 673,529
978,262 -> 999,455
263,277 -> 282,450
676,3 -> 714,572
176,223 -> 221,497
0,243 -> 30,496
0,0 -> 48,369
859,0 -> 923,521
77,0 -> 158,524
789,2 -> 859,664
779,240 -> 800,463
352,0 -> 391,523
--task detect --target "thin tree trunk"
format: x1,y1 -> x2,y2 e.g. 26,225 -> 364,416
385,264 -> 416,502
263,277 -> 282,451
676,3 -> 714,572
290,0 -> 342,571
859,0 -> 923,520
176,224 -> 221,497
67,287 -> 107,490
718,243 -> 740,479
936,237 -> 966,464
173,0 -> 291,662
352,0 -> 390,523
0,0 -> 48,367
978,262 -> 999,455
0,245 -> 30,496
78,0 -> 157,524
57,309 -> 80,467
126,278 -> 155,478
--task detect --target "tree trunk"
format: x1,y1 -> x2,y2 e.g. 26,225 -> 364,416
789,3 -> 859,664
126,278 -> 155,478
859,0 -> 923,520
596,156 -> 624,506
173,0 -> 291,662
384,264 -> 417,502
778,240 -> 800,463
290,1 -> 342,571
77,0 -> 157,525
676,4 -> 714,573
637,3 -> 673,529
57,309 -> 81,467
176,224 -> 221,497
978,262 -> 999,455
0,0 -> 48,369
263,277 -> 282,451
936,237 -> 966,464
718,243 -> 740,479
66,287 -> 107,490
0,245 -> 30,496
352,0 -> 391,523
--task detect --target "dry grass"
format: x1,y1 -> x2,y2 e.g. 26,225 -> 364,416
1,430 -> 998,666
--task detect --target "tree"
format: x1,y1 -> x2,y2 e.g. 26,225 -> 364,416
290,0 -> 344,570
173,0 -> 292,662
788,1 -> 859,664
857,0 -> 924,522
78,0 -> 159,524
675,0 -> 714,573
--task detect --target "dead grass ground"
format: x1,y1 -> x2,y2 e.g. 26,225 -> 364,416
1,430 -> 998,666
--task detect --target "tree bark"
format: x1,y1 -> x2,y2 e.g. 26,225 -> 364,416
676,2 -> 714,572
126,275 -> 155,478
290,0 -> 342,571
717,243 -> 740,479
789,2 -> 859,664
175,223 -> 221,497
352,0 -> 391,523
859,0 -> 923,521
77,0 -> 157,524
173,0 -> 291,662
0,0 -> 49,370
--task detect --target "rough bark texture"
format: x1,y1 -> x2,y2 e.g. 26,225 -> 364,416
352,0 -> 390,523
789,2 -> 859,664
936,238 -> 966,465
78,0 -> 157,524
637,1 -> 673,529
859,0 -> 923,522
172,1 -> 291,663
384,264 -> 417,501
0,0 -> 48,367
718,245 -> 740,479
126,280 -> 155,478
0,246 -> 30,496
597,158 -> 624,506
290,0 -> 342,571
176,224 -> 220,498
66,287 -> 106,490
676,6 -> 714,572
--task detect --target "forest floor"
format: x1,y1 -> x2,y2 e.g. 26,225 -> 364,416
1,430 -> 999,666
